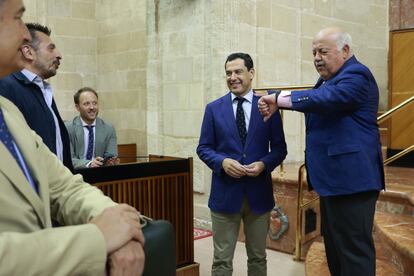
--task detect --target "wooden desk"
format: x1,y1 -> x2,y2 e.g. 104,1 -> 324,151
76,155 -> 195,269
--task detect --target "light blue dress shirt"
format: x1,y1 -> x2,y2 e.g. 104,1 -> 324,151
21,69 -> 64,161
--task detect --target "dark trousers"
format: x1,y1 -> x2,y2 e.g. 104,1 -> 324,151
320,190 -> 379,276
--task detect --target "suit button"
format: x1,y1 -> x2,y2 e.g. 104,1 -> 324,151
243,154 -> 246,158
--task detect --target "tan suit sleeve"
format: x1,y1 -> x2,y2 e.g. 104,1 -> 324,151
0,224 -> 107,276
43,138 -> 116,225
0,97 -> 117,275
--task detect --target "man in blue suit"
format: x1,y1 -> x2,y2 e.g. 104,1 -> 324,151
259,27 -> 385,276
197,53 -> 287,276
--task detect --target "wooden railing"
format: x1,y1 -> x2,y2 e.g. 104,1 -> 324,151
293,164 -> 319,261
379,95 -> 414,165
377,94 -> 414,124
254,85 -> 314,93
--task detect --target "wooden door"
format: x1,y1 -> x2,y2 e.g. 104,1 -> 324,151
389,29 -> 414,149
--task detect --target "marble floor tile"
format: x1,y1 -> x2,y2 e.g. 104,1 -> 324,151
194,236 -> 305,276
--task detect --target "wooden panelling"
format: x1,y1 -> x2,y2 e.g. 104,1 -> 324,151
84,157 -> 194,268
176,263 -> 200,276
389,29 -> 414,149
390,93 -> 414,148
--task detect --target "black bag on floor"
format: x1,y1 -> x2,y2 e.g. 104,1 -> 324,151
141,217 -> 176,276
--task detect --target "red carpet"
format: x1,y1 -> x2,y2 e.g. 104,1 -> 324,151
194,228 -> 212,240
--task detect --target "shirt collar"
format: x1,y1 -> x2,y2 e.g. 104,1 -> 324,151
21,69 -> 50,89
231,90 -> 253,103
21,69 -> 38,82
80,117 -> 96,127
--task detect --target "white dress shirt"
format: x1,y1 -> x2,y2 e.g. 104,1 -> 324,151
231,90 -> 253,131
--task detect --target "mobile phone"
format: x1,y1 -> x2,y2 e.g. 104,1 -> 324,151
103,153 -> 115,164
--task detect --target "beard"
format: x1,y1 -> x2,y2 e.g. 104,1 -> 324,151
33,60 -> 58,80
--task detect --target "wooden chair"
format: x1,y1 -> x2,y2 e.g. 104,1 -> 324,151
117,143 -> 137,163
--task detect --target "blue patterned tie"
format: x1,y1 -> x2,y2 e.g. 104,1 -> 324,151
0,109 -> 22,165
85,125 -> 94,160
235,97 -> 247,146
0,109 -> 37,192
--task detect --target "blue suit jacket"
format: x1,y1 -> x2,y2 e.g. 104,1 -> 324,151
0,72 -> 74,172
291,56 -> 384,196
197,93 -> 287,214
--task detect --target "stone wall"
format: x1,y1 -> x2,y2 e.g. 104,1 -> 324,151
25,0 -> 148,155
96,0 -> 148,154
390,0 -> 414,30
25,0 -> 99,121
146,0 -> 207,193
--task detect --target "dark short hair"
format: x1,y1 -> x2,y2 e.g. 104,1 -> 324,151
225,53 -> 254,71
25,23 -> 51,49
74,87 -> 99,105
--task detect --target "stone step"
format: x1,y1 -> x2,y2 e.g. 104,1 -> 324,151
305,241 -> 404,276
377,166 -> 414,216
374,211 -> 414,275
304,242 -> 330,276
270,161 -> 414,274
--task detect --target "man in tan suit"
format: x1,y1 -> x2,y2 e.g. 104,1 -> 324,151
0,1 -> 145,275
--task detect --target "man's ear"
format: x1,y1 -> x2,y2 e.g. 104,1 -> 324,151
249,68 -> 255,80
342,44 -> 350,59
75,104 -> 80,112
21,45 -> 34,61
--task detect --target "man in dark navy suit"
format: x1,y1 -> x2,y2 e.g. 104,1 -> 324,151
197,53 -> 287,276
258,27 -> 384,276
0,23 -> 73,171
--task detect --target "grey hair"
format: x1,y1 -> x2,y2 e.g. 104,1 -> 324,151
336,32 -> 353,53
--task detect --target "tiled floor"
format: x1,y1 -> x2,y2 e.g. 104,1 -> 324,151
194,236 -> 305,276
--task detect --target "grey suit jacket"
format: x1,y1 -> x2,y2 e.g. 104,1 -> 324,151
0,97 -> 116,275
65,116 -> 118,169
